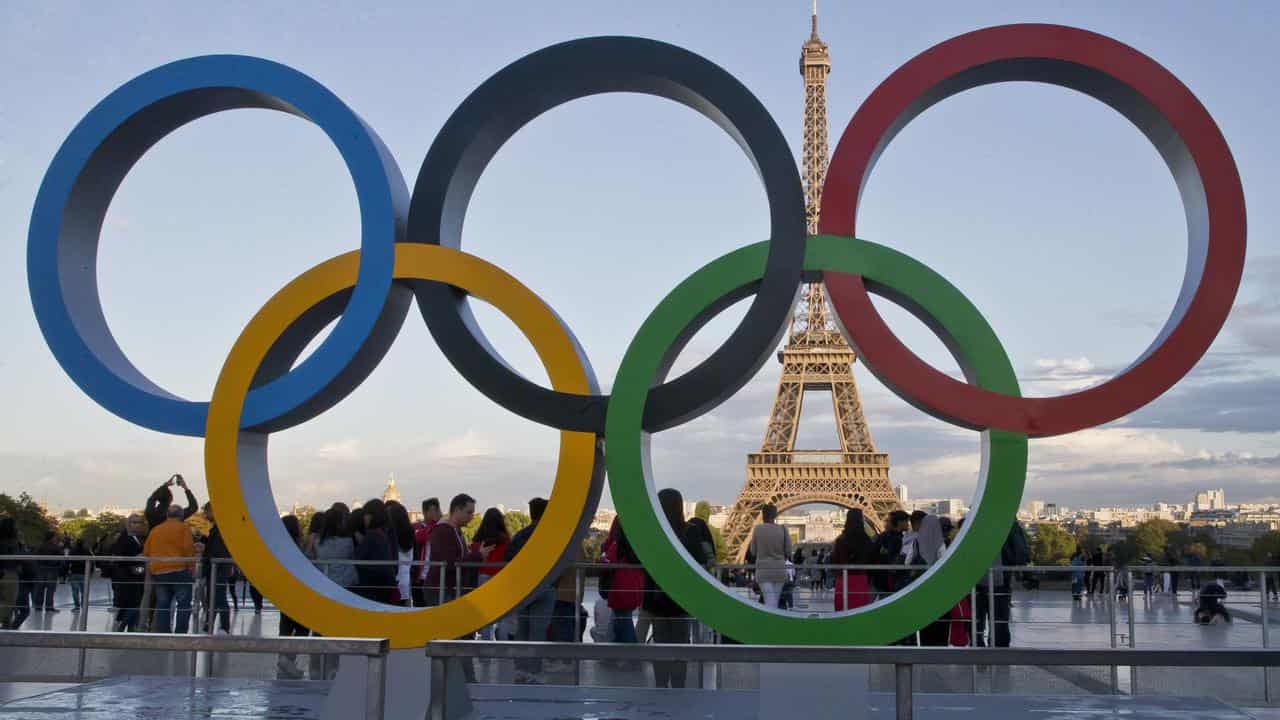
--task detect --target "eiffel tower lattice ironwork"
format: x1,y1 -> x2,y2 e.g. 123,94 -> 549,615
721,4 -> 901,560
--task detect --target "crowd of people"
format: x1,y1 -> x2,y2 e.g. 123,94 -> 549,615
6,475 -> 1271,685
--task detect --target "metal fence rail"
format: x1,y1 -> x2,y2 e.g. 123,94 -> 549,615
0,631 -> 389,720
425,640 -> 1280,720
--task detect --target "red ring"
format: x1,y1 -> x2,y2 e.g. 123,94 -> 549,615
820,24 -> 1246,437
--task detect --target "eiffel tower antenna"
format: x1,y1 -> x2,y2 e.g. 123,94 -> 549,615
721,5 -> 900,560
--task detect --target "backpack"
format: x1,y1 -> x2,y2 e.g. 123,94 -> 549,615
1001,524 -> 1031,567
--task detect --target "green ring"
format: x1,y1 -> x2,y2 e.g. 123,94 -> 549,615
605,234 -> 1028,644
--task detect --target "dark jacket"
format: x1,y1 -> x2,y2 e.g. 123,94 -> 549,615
108,531 -> 146,585
145,485 -> 198,529
354,527 -> 397,590
644,525 -> 712,618
504,523 -> 538,563
201,524 -> 232,581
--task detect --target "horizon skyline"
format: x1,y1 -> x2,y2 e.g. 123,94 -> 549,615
2,2 -> 1278,515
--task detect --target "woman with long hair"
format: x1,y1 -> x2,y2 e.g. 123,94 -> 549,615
314,504 -> 356,590
644,488 -> 712,688
909,515 -> 950,646
831,509 -> 875,611
469,508 -> 511,639
276,515 -> 310,679
386,501 -> 415,607
352,499 -> 397,604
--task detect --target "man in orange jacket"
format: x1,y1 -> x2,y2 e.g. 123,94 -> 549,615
143,504 -> 196,634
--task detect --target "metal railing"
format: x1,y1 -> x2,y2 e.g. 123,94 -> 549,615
0,631 -> 389,720
425,640 -> 1280,720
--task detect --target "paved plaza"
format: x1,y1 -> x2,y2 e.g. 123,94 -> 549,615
2,578 -> 1276,717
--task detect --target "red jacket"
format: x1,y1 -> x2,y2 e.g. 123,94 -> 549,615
470,538 -> 509,578
413,520 -> 437,584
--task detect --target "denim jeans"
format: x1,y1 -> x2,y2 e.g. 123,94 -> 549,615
205,580 -> 230,633
69,576 -> 84,609
612,610 -> 637,643
550,600 -> 579,642
152,570 -> 193,634
515,588 -> 555,674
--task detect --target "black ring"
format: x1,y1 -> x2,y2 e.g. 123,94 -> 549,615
406,36 -> 806,433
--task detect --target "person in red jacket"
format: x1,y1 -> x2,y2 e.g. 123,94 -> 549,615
411,498 -> 441,607
422,495 -> 490,607
469,508 -> 510,639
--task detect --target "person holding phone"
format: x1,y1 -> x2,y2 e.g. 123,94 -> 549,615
145,474 -> 199,529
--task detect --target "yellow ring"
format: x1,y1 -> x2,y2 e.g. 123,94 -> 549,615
205,244 -> 598,648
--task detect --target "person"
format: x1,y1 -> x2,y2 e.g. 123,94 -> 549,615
352,499 -> 397,603
314,504 -> 357,590
976,521 -> 1028,648
0,518 -> 19,627
551,541 -> 588,644
143,504 -> 196,634
34,530 -> 64,612
145,475 -> 199,529
602,517 -> 644,643
831,509 -> 875,611
67,537 -> 93,611
644,488 -> 712,688
907,515 -> 949,646
469,508 -> 511,639
412,498 -> 442,606
506,497 -> 553,684
1070,548 -> 1086,600
1267,553 -> 1279,603
200,503 -> 232,634
746,504 -> 790,611
423,494 -> 487,606
1089,548 -> 1107,595
874,510 -> 910,596
386,501 -> 415,606
1164,548 -> 1181,597
7,537 -> 38,630
1195,567 -> 1231,624
685,512 -> 717,570
277,515 -> 310,679
108,514 -> 147,631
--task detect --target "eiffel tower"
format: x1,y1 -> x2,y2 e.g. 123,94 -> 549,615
721,3 -> 900,560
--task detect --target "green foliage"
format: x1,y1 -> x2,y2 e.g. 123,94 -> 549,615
1252,531 -> 1280,562
185,513 -> 212,538
1132,519 -> 1178,559
0,493 -> 56,546
1031,523 -> 1076,565
460,513 -> 481,542
503,511 -> 531,536
77,508 -> 90,518
1109,537 -> 1140,566
61,509 -> 77,519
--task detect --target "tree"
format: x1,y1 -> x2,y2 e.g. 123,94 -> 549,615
1031,523 -> 1076,565
77,508 -> 90,518
1252,531 -> 1280,563
503,511 -> 531,536
695,500 -> 728,563
185,512 -> 212,539
1132,519 -> 1178,559
61,509 -> 77,519
0,492 -> 56,546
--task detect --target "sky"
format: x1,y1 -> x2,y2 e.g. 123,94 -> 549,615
1,1 -> 1278,515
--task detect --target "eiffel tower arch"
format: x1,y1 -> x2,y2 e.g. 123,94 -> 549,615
720,6 -> 901,561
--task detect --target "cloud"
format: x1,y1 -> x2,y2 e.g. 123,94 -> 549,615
1125,375 -> 1280,434
426,430 -> 495,460
316,438 -> 363,461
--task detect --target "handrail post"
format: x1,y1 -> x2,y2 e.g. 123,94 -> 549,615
969,585 -> 977,693
1260,569 -> 1270,704
1127,568 -> 1137,695
986,568 -> 996,648
439,562 -> 446,605
430,654 -> 448,720
573,563 -> 583,687
366,651 -> 386,720
1107,569 -> 1117,694
895,663 -> 913,720
75,557 -> 91,679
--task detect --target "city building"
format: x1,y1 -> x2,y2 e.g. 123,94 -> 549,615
894,484 -> 909,504
1194,488 -> 1226,511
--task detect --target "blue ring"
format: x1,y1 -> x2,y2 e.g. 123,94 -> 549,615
27,55 -> 407,436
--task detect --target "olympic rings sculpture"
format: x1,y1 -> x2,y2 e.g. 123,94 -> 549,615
28,25 -> 1244,648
